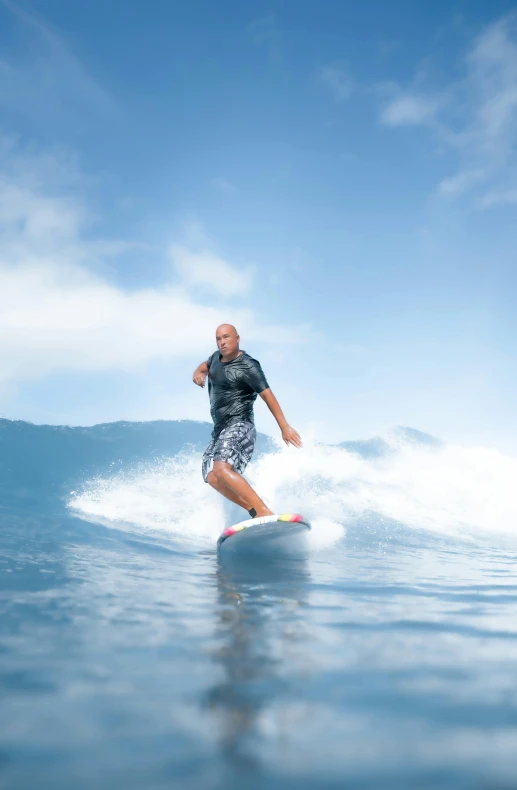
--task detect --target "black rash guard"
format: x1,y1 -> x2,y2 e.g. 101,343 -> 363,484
206,350 -> 269,436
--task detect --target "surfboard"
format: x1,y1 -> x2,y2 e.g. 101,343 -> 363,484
217,513 -> 311,555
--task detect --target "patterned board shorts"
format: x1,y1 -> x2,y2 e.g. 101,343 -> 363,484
202,420 -> 256,483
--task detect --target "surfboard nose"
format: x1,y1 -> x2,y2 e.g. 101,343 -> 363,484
216,513 -> 310,550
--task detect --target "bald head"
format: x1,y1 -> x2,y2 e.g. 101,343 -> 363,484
216,323 -> 238,337
216,324 -> 241,361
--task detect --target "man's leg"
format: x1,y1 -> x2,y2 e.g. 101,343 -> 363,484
212,460 -> 273,517
206,471 -> 250,510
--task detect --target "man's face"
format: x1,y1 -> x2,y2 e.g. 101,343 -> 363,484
216,325 -> 239,357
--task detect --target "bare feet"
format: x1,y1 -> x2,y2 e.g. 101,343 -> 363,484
254,507 -> 274,517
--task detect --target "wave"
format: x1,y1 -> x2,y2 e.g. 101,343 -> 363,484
68,425 -> 517,547
1,418 -> 514,546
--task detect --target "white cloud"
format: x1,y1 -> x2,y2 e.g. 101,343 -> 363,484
0,140 -> 297,390
379,13 -> 517,206
169,244 -> 252,296
0,261 -> 225,379
380,94 -> 438,126
320,64 -> 353,102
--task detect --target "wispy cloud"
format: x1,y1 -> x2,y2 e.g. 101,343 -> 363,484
438,169 -> 485,197
211,177 -> 238,194
480,187 -> 517,207
319,63 -> 353,102
0,0 -> 114,129
380,94 -> 439,126
378,13 -> 517,207
249,14 -> 282,64
169,244 -> 252,296
0,138 -> 296,392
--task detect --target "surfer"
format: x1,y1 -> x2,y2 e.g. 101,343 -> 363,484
192,324 -> 302,518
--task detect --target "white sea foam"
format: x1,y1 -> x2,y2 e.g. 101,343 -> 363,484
69,432 -> 517,546
69,452 -> 226,544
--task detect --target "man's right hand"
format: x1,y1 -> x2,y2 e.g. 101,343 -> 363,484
281,424 -> 303,448
193,371 -> 207,387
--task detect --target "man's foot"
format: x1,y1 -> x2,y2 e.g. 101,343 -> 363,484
254,507 -> 274,517
249,506 -> 275,518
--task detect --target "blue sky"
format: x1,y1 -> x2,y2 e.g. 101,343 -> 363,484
1,0 -> 517,449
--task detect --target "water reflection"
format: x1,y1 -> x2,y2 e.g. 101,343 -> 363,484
206,555 -> 311,779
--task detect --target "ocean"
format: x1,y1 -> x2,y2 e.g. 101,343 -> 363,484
1,418 -> 517,790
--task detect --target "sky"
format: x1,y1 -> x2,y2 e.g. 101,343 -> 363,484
1,0 -> 517,449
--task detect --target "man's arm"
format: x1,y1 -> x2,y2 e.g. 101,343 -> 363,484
259,388 -> 302,448
193,360 -> 209,388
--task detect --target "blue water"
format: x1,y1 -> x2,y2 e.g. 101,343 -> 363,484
1,418 -> 517,790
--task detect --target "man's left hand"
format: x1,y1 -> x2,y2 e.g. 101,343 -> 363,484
281,425 -> 303,448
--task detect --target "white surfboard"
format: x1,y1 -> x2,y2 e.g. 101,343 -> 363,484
217,513 -> 311,555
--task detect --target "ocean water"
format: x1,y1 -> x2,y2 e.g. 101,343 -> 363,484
1,418 -> 517,790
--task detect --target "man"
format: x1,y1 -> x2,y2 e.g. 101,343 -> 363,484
192,324 -> 302,518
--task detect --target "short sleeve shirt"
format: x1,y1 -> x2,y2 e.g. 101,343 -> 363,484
206,351 -> 269,435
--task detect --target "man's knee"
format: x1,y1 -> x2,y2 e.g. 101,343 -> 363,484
213,460 -> 233,480
206,470 -> 218,487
